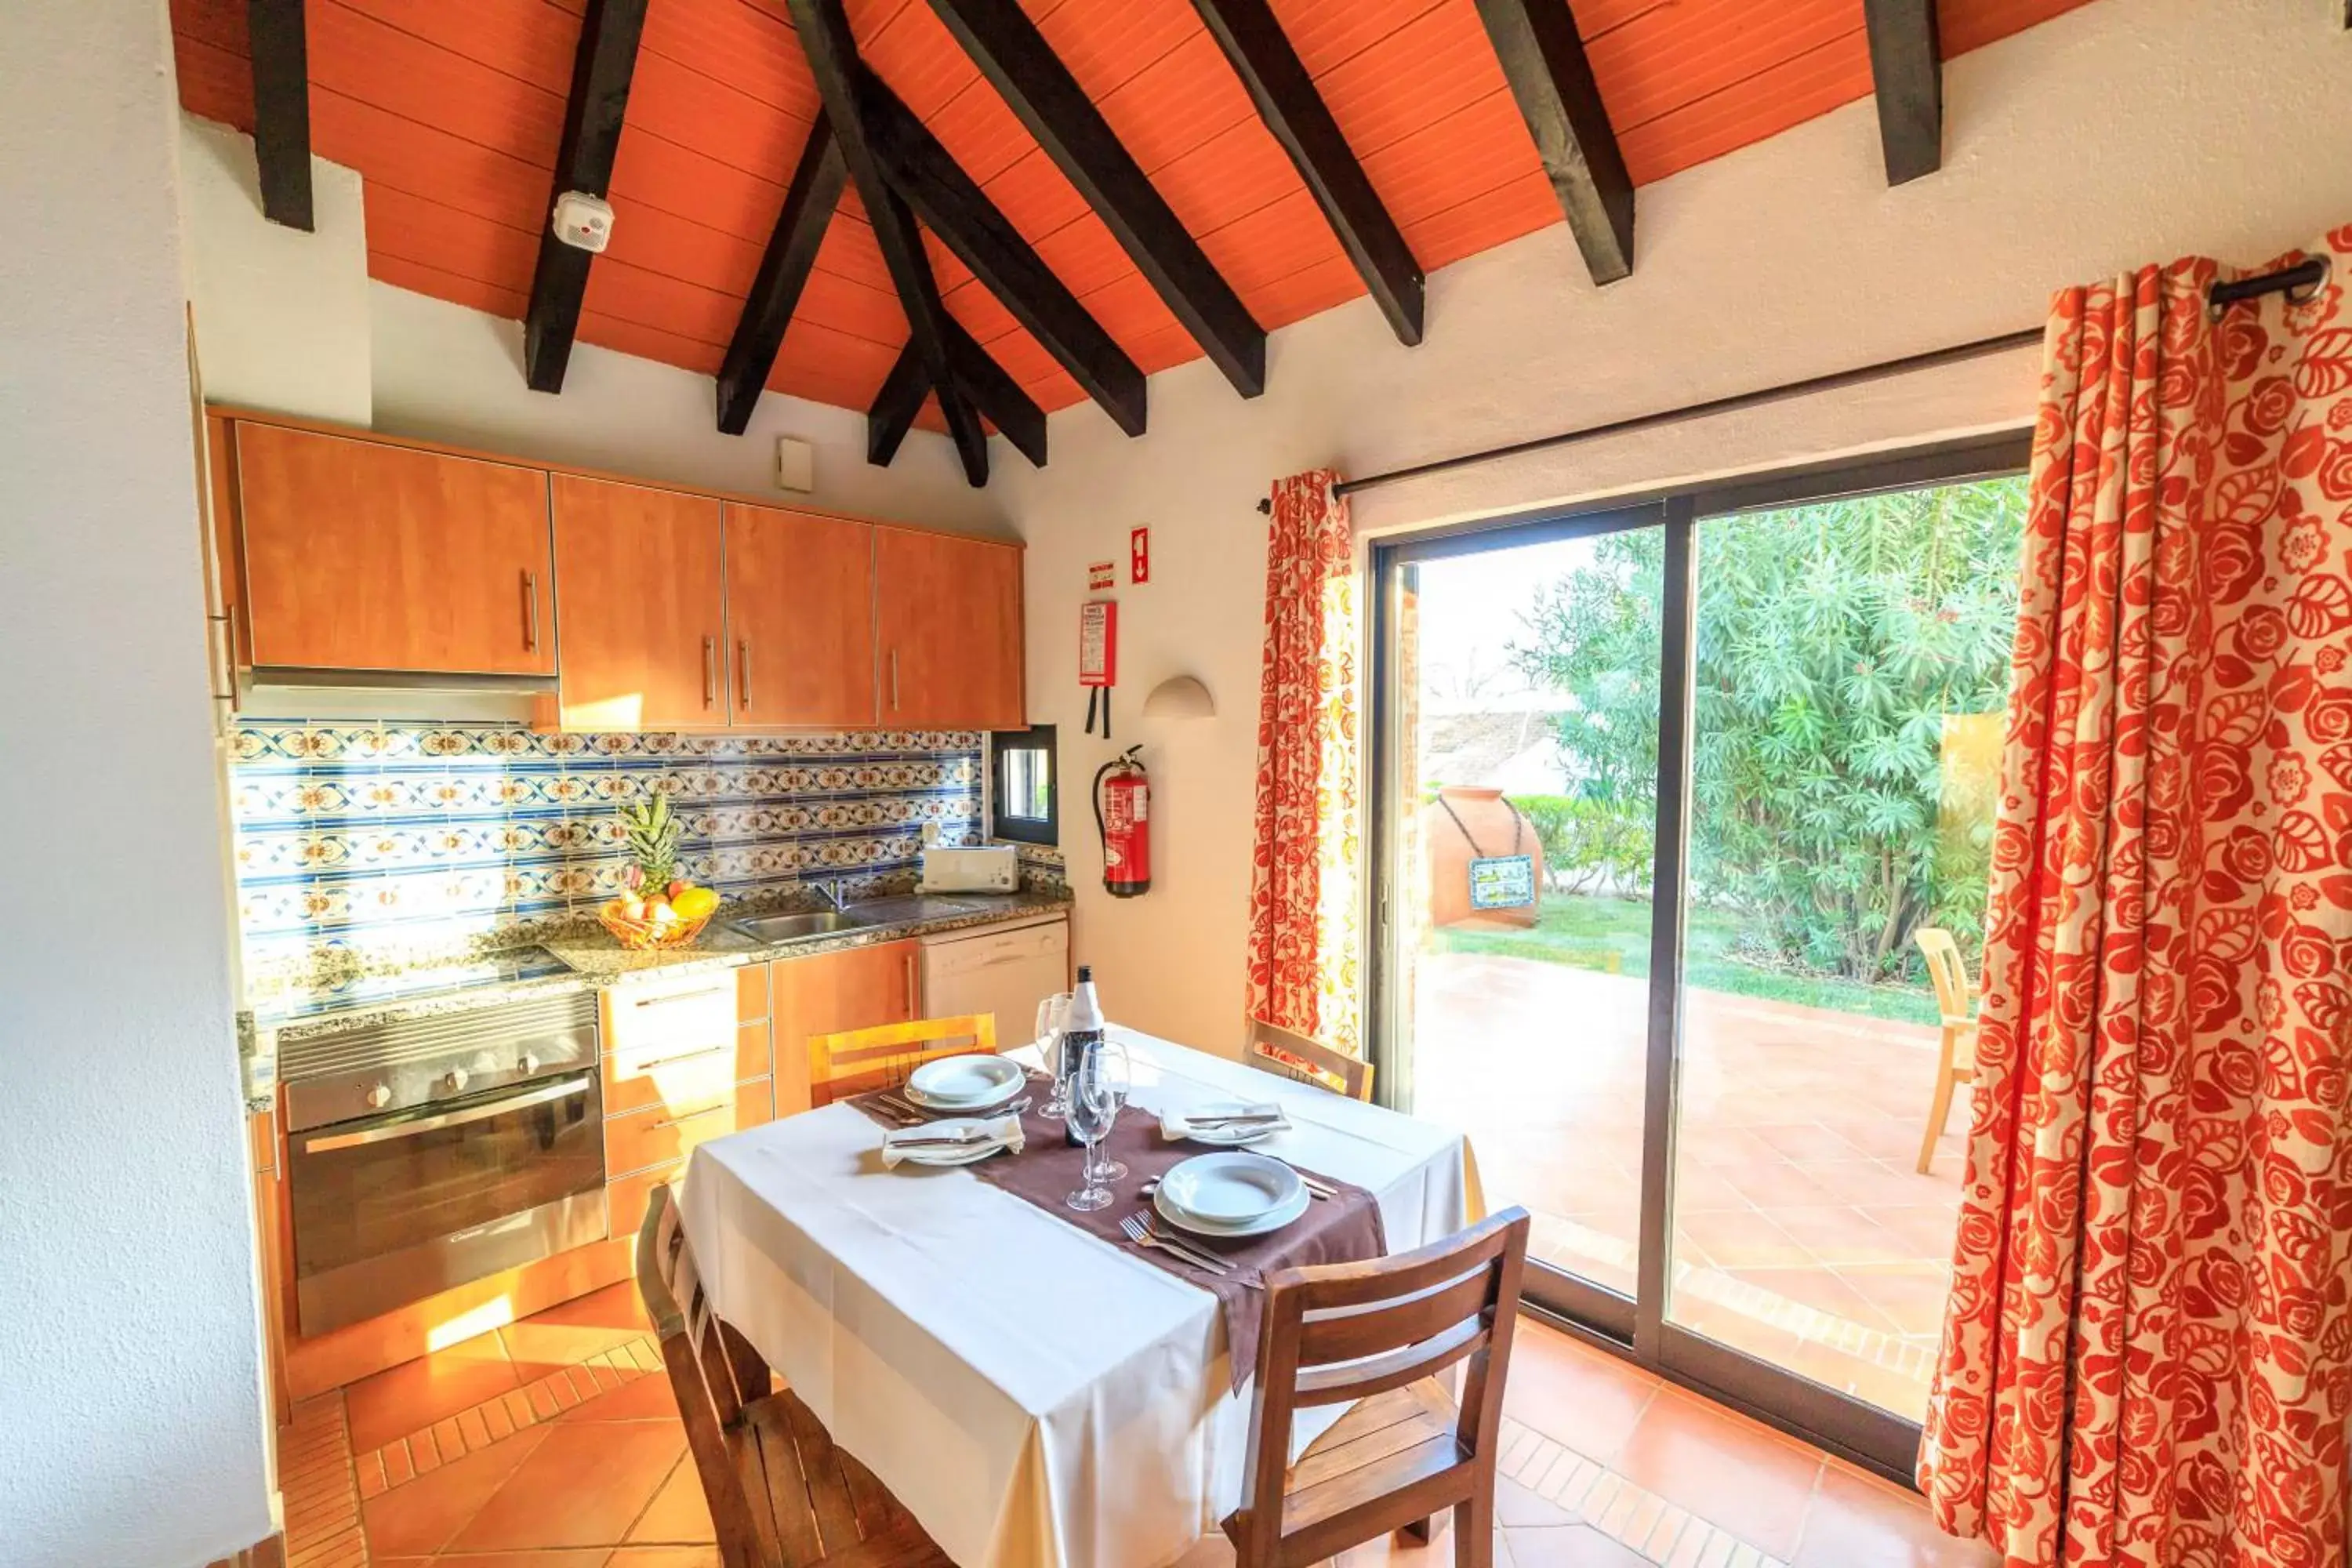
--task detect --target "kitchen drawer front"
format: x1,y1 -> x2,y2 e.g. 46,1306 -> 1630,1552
736,962 -> 770,1022
737,1020 -> 771,1083
602,972 -> 736,1057
604,1077 -> 767,1178
602,1036 -> 735,1119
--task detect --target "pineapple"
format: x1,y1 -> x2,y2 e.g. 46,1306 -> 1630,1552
618,791 -> 683,908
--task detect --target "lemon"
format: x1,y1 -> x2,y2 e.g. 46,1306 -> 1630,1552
672,885 -> 720,920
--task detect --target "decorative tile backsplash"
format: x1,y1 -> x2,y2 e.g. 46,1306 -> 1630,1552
230,721 -> 983,987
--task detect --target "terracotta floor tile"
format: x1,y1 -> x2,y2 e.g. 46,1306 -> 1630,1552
1499,1323 -> 1659,1466
1791,1461 -> 1998,1567
1613,1388 -> 1824,1559
1497,1475 -> 1578,1529
1716,1266 -> 1902,1335
359,1425 -> 549,1559
629,1453 -> 718,1544
1671,1208 -> 1813,1271
427,1555 -> 608,1568
609,1550 -> 728,1568
1504,1523 -> 1653,1566
448,1417 -> 686,1552
343,1332 -> 521,1454
563,1366 -> 683,1421
1838,1265 -> 1963,1338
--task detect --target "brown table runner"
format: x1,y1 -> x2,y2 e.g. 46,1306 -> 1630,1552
848,1084 -> 1386,1391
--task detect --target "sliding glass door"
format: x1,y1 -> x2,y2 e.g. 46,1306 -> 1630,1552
1369,437 -> 2031,1476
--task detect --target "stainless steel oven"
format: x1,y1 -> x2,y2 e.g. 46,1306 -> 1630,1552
281,989 -> 604,1335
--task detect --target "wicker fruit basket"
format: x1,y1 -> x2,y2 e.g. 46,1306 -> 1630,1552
598,899 -> 713,951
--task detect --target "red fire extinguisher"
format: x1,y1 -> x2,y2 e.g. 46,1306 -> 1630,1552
1094,746 -> 1150,899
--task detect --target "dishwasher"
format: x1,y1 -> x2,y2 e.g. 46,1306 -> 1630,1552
920,914 -> 1071,1045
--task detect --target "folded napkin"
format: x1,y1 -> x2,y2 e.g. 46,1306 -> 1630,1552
1160,1100 -> 1291,1141
880,1114 -> 1025,1167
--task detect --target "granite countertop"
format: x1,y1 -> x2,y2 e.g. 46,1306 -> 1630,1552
247,885 -> 1072,1050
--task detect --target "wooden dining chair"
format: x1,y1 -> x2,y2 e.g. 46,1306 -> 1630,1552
806,1013 -> 998,1107
1913,927 -> 1980,1174
1247,1016 -> 1375,1102
637,1184 -> 953,1568
1224,1206 -> 1532,1568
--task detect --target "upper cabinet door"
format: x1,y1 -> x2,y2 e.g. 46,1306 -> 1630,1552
551,474 -> 728,731
234,423 -> 554,673
724,504 -> 877,729
874,528 -> 1025,730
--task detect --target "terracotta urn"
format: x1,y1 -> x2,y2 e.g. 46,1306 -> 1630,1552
1421,785 -> 1544,931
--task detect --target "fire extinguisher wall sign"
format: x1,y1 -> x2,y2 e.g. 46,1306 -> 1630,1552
1094,746 -> 1150,898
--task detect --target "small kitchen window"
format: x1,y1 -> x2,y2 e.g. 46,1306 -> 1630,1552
991,725 -> 1057,846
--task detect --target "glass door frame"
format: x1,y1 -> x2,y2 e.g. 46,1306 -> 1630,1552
1365,430 -> 2034,1484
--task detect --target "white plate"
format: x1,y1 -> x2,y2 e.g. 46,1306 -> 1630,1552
1155,1180 -> 1311,1239
905,1053 -> 1025,1109
1173,1101 -> 1287,1147
1156,1151 -> 1305,1228
886,1119 -> 1010,1167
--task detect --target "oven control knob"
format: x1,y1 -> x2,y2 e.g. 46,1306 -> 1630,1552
443,1067 -> 470,1094
365,1083 -> 391,1110
517,1052 -> 539,1076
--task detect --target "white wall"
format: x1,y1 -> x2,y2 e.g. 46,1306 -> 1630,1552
999,0 -> 2352,1058
0,3 -> 270,1566
370,284 -> 1011,536
181,114 -> 372,425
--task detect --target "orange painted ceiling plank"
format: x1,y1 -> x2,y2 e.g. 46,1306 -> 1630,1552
902,73 -> 1039,187
1148,114 -> 1331,241
1943,0 -> 2091,55
312,89 -> 549,231
637,0 -> 818,117
1249,250 -> 1371,332
1359,91 -> 1537,230
328,0 -> 576,94
1268,0 -> 1447,77
576,310 -> 725,376
1310,2 -> 1520,162
970,146 -> 1101,252
172,0 -> 246,58
1406,169 -> 1564,275
373,252 -> 528,320
1619,31 -> 1875,187
364,185 -> 537,297
1198,188 -> 1350,299
772,311 -> 909,401
307,2 -> 566,172
175,32 -> 254,129
1586,0 -> 1862,134
622,48 -> 815,187
858,0 -> 991,116
1087,30 -> 1258,180
1033,216 -> 1172,325
1029,0 -> 1203,104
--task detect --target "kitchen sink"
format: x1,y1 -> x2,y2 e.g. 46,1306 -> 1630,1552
729,910 -> 871,944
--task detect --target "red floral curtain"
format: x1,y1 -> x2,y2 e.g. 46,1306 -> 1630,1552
1244,470 -> 1363,1054
1921,231 -> 2352,1568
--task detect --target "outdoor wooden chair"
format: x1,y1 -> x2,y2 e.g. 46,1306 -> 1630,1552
637,1184 -> 952,1568
806,1013 -> 998,1106
1246,1017 -> 1375,1102
1913,927 -> 1980,1173
1224,1207 -> 1532,1568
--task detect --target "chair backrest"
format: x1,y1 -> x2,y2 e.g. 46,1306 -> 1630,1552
637,1183 -> 782,1568
1235,1207 -> 1532,1562
1246,1016 -> 1374,1102
1912,927 -> 1973,1024
806,1013 -> 998,1106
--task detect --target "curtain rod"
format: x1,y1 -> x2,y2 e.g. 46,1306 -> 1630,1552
1253,256 -> 2335,511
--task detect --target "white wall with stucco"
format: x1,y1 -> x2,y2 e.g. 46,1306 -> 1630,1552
996,0 -> 2352,1058
0,3 -> 272,1566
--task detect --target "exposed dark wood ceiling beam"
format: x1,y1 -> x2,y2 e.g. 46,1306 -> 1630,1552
1862,0 -> 1942,185
524,0 -> 650,393
927,0 -> 1268,398
790,0 -> 989,485
717,113 -> 848,434
862,71 -> 1145,437
1190,0 -> 1423,346
246,0 -> 313,230
868,323 -> 1049,470
1472,0 -> 1633,286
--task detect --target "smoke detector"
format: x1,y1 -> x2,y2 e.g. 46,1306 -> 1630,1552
551,191 -> 614,253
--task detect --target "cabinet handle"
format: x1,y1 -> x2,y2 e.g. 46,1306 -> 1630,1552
890,648 -> 900,712
739,638 -> 753,712
227,602 -> 245,672
652,1102 -> 733,1131
632,1044 -> 729,1073
903,950 -> 916,1014
704,636 -> 717,709
522,571 -> 540,652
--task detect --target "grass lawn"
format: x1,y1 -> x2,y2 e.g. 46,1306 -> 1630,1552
1431,894 -> 1941,1026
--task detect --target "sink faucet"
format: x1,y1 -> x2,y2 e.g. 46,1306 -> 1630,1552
817,878 -> 850,913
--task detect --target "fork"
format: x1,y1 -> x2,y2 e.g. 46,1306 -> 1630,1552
1120,1213 -> 1252,1282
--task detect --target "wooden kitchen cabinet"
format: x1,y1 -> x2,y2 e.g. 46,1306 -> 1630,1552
725,503 -> 878,728
551,474 -> 728,729
234,421 -> 555,674
769,938 -> 923,1116
874,527 -> 1025,729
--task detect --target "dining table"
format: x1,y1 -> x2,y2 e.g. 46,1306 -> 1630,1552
677,1024 -> 1484,1568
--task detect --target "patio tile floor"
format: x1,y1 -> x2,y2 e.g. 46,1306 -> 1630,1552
1414,952 -> 1965,1424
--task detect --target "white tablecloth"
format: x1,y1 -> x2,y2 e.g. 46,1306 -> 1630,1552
680,1025 -> 1478,1568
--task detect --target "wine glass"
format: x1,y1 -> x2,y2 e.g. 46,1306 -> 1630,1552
1093,1036 -> 1133,1181
1034,992 -> 1072,1120
1063,1040 -> 1128,1213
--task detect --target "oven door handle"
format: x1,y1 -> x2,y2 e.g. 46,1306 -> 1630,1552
300,1076 -> 588,1154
